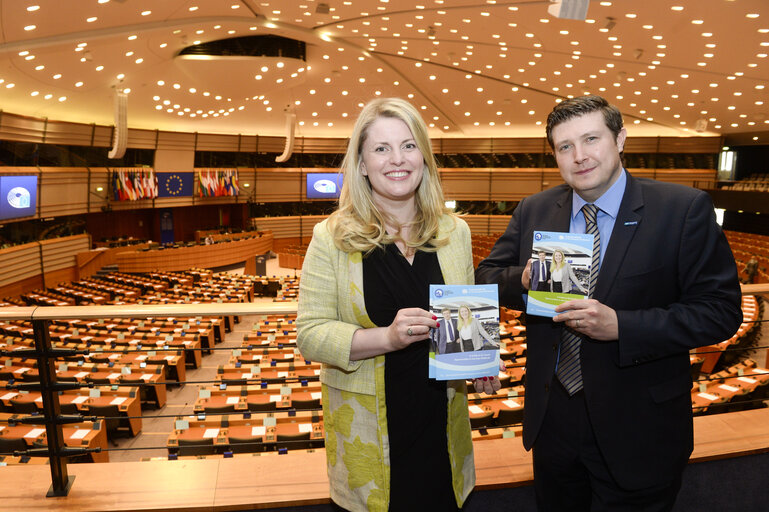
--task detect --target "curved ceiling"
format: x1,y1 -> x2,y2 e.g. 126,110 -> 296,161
0,0 -> 767,140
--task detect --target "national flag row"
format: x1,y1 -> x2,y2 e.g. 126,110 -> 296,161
112,170 -> 240,200
112,169 -> 158,201
198,169 -> 239,197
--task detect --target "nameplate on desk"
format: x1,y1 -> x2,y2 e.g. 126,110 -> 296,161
699,382 -> 707,393
264,416 -> 277,427
72,329 -> 79,336
58,363 -> 69,372
232,349 -> 242,357
117,333 -> 125,340
70,429 -> 90,440
24,428 -> 46,439
165,335 -> 174,342
199,389 -> 212,399
175,420 -> 190,430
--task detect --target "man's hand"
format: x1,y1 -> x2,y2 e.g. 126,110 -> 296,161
553,298 -> 619,341
521,258 -> 533,291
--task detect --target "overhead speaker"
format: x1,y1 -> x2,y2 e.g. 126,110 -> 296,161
548,0 -> 589,21
275,108 -> 296,163
108,89 -> 127,159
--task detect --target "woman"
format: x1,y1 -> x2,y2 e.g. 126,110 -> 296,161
456,305 -> 498,352
549,250 -> 587,295
297,98 -> 489,511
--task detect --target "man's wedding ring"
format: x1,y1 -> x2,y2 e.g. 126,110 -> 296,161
407,328 -> 413,336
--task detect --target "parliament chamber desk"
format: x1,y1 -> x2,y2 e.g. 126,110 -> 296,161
0,408 -> 766,511
0,417 -> 108,464
115,232 -> 274,273
0,391 -> 142,437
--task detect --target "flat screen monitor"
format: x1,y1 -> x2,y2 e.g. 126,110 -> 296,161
306,172 -> 343,200
0,175 -> 37,220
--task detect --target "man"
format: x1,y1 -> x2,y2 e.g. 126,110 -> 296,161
530,251 -> 551,291
433,307 -> 458,354
476,95 -> 742,511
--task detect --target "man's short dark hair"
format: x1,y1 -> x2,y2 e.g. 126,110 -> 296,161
546,95 -> 624,150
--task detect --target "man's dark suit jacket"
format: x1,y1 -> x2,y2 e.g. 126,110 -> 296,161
433,318 -> 458,354
476,172 -> 742,490
530,259 -> 550,291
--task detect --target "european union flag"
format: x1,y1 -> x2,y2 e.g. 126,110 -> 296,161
157,172 -> 193,197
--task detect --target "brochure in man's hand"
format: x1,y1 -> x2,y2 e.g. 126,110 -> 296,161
428,284 -> 500,380
526,230 -> 594,317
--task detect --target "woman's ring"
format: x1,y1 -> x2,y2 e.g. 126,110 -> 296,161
407,327 -> 413,336
575,319 -> 580,327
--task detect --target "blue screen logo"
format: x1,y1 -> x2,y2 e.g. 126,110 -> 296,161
0,176 -> 37,220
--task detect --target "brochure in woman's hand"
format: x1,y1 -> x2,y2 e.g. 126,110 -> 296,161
428,284 -> 500,380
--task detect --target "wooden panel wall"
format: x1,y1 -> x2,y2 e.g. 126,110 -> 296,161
0,164 -> 719,223
0,234 -> 90,297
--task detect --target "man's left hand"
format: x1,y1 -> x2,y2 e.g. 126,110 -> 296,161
553,298 -> 618,341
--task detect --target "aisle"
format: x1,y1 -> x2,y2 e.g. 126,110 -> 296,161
109,258 -> 299,462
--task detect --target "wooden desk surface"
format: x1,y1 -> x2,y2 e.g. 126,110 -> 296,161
0,408 -> 767,511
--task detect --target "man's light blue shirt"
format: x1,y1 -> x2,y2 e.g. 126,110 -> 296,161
569,169 -> 627,270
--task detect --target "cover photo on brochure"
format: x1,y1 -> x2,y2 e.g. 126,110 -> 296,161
429,284 -> 500,380
526,230 -> 594,317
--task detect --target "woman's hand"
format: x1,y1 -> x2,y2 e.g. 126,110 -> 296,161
472,360 -> 505,394
386,307 -> 438,351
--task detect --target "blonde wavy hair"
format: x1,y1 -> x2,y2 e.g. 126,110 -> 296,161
327,97 -> 453,254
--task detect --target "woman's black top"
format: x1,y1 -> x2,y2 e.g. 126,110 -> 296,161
363,243 -> 459,511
